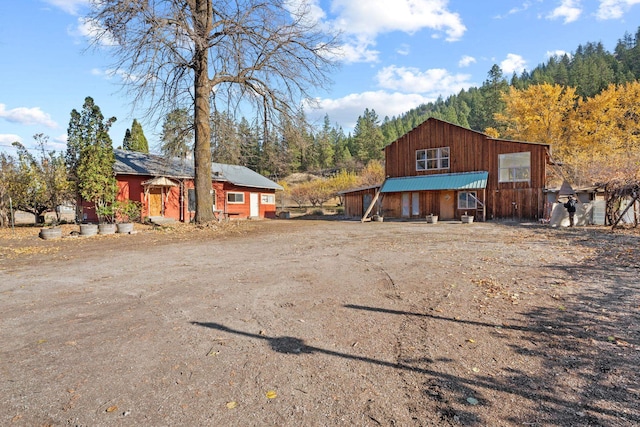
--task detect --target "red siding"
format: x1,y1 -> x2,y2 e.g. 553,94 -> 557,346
107,175 -> 279,222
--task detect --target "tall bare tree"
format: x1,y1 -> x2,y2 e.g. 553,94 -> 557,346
86,0 -> 339,222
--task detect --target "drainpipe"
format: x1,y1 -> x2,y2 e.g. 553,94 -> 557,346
179,180 -> 184,223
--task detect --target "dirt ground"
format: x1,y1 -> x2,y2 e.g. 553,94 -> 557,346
1,218 -> 639,426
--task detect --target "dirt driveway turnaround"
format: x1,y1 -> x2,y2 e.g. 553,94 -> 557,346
1,220 -> 639,426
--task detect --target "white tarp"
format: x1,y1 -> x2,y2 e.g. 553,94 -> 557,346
549,202 -> 593,227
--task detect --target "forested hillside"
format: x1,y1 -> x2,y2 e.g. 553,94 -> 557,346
157,27 -> 640,187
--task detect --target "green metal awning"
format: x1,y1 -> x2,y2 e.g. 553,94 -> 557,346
380,171 -> 488,193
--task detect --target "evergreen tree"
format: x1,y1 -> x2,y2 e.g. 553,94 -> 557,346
160,109 -> 193,159
125,119 -> 149,153
122,129 -> 132,150
237,118 -> 261,171
211,111 -> 240,164
313,115 -> 336,170
66,96 -> 118,222
350,109 -> 385,165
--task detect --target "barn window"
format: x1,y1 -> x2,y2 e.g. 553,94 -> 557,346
458,191 -> 477,209
417,147 -> 449,171
499,152 -> 530,183
261,194 -> 275,204
227,192 -> 245,204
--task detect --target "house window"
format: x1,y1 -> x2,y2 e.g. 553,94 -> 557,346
499,152 -> 530,183
417,147 -> 449,171
189,188 -> 216,211
188,189 -> 196,212
227,192 -> 245,204
261,194 -> 275,204
458,191 -> 477,210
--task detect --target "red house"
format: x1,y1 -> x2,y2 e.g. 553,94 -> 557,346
80,149 -> 283,223
343,118 -> 551,221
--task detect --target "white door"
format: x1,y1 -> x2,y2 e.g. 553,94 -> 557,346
250,193 -> 259,218
401,193 -> 410,217
412,192 -> 420,216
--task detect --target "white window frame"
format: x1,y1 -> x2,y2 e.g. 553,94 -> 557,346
498,152 -> 531,183
227,192 -> 245,204
261,194 -> 275,204
416,147 -> 450,171
458,191 -> 477,210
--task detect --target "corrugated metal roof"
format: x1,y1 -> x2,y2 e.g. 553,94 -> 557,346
212,163 -> 283,190
114,149 -> 283,190
114,149 -> 194,178
381,171 -> 488,193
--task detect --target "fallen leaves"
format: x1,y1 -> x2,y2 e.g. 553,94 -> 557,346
266,390 -> 277,399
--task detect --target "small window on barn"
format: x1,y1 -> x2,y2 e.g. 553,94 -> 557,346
417,147 -> 449,171
458,191 -> 477,210
188,188 -> 196,212
227,192 -> 245,204
499,152 -> 530,183
261,194 -> 275,204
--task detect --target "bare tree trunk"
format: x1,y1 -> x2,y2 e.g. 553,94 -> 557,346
193,0 -> 214,223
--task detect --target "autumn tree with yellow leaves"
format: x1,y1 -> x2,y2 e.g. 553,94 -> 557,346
494,81 -> 640,187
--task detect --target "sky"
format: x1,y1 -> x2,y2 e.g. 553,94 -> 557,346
1,0 -> 640,155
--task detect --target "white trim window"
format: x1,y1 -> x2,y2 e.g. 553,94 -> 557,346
227,192 -> 245,204
261,194 -> 275,204
458,191 -> 477,209
499,152 -> 530,183
417,147 -> 450,171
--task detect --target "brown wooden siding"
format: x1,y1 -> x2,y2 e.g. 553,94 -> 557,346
380,118 -> 549,220
342,188 -> 379,218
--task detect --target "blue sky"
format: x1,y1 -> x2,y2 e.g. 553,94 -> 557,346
1,0 -> 640,155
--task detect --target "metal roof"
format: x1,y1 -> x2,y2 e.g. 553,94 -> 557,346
211,163 -> 283,191
380,171 -> 488,193
114,149 -> 283,190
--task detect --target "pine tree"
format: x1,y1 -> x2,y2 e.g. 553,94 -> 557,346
124,119 -> 149,153
66,96 -> 118,223
160,109 -> 193,159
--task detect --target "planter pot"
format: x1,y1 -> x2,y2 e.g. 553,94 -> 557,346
426,215 -> 438,224
372,215 -> 384,222
39,227 -> 62,240
116,222 -> 134,234
79,223 -> 98,236
98,223 -> 117,235
461,215 -> 474,224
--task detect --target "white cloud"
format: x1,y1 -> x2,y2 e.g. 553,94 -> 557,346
500,54 -> 527,75
332,0 -> 465,40
69,17 -> 118,46
330,0 -> 466,63
0,134 -> 22,144
42,0 -> 88,16
596,0 -> 640,19
334,37 -> 381,63
547,0 -> 582,23
396,44 -> 411,56
91,67 -> 139,83
53,133 -> 68,145
307,91 -> 434,130
285,0 -> 326,25
494,1 -> 534,19
0,104 -> 58,128
546,49 -> 571,59
458,55 -> 476,67
48,135 -> 69,152
376,65 -> 474,95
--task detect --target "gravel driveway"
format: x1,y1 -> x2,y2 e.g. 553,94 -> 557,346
1,219 -> 639,426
